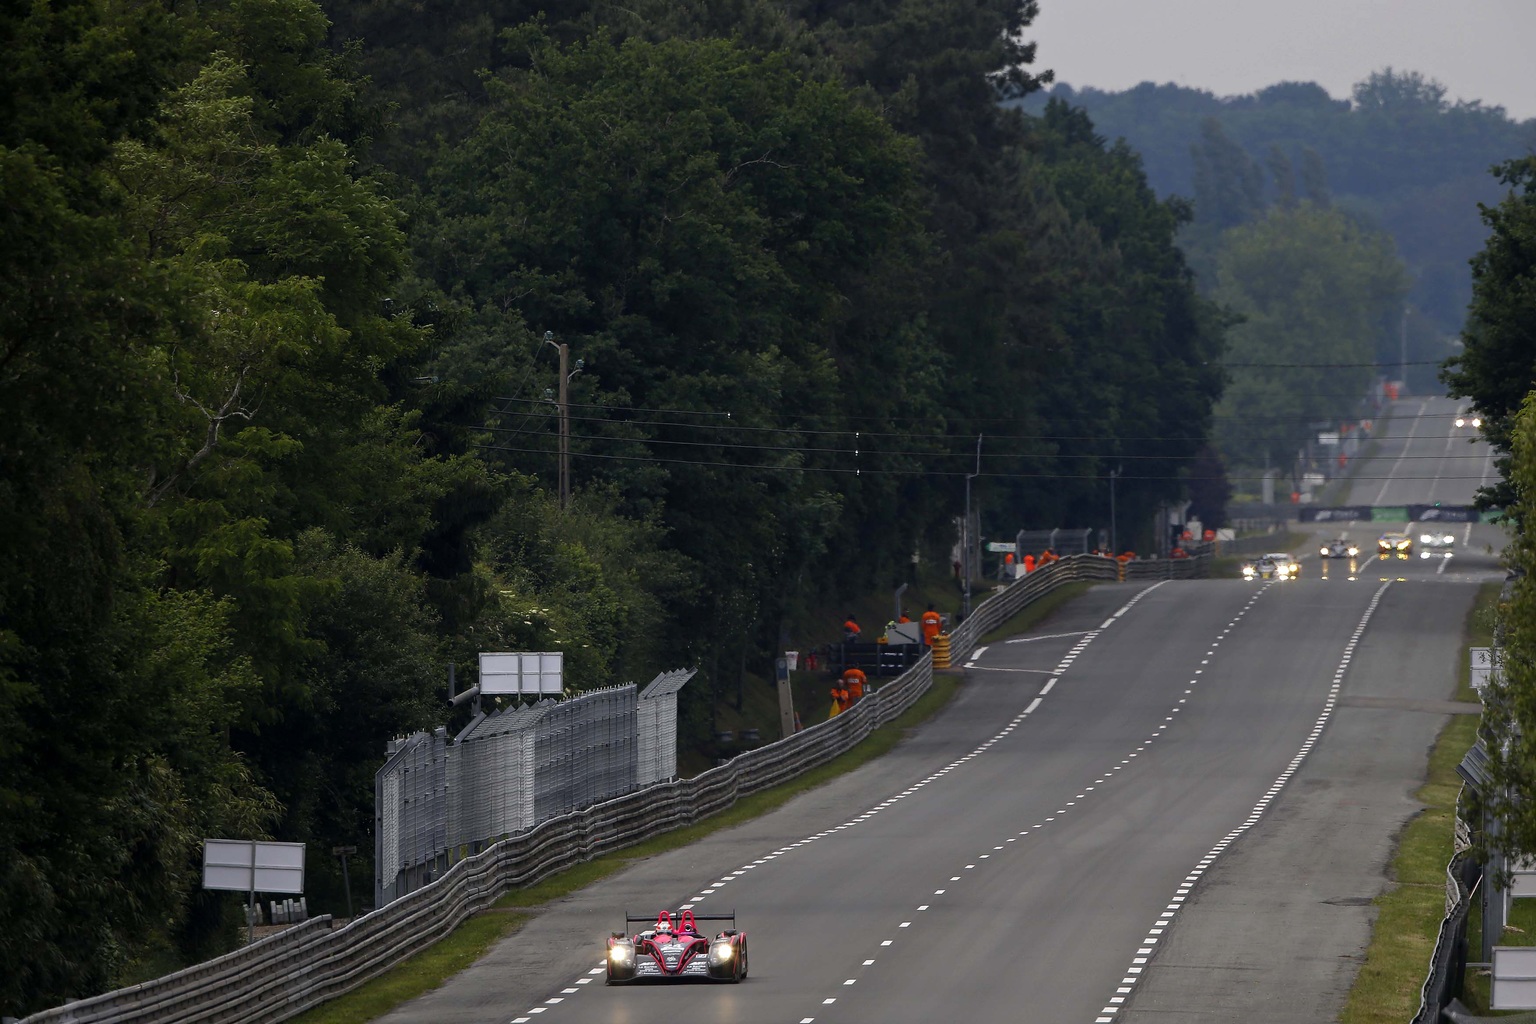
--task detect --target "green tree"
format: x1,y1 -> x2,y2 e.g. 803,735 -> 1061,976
1472,388 -> 1536,866
1351,66 -> 1448,114
1192,117 -> 1266,230
0,0 -> 283,1006
422,28 -> 935,729
1179,117 -> 1267,286
1212,203 -> 1407,473
1,0 -> 492,1002
1025,100 -> 1227,529
1020,70 -> 1535,354
1442,156 -> 1536,519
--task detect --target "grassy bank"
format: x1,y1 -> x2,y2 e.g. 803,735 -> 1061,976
1338,580 -> 1498,1024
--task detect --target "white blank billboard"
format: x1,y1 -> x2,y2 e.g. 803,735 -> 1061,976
203,839 -> 305,894
480,652 -> 564,696
1494,946 -> 1536,1009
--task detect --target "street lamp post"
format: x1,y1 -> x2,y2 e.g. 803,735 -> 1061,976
963,435 -> 983,618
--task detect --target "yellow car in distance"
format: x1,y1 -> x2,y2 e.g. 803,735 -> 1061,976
1378,532 -> 1413,557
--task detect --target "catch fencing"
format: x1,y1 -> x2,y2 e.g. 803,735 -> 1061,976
637,669 -> 691,785
18,553 -> 1207,1024
376,673 -> 693,908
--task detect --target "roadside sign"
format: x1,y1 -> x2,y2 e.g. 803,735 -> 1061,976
1494,946 -> 1536,1008
205,839 -> 305,942
776,657 -> 796,740
986,542 -> 1016,553
203,839 -> 305,894
479,652 -> 564,696
1471,647 -> 1499,694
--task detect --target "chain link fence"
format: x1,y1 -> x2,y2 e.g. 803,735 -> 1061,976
375,671 -> 694,907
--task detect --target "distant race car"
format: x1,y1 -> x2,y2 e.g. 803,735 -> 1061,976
607,909 -> 748,984
1378,532 -> 1414,557
1265,552 -> 1300,578
1242,553 -> 1298,580
1241,555 -> 1273,580
1319,538 -> 1359,559
1413,528 -> 1449,561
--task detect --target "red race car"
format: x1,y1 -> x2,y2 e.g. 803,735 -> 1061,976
606,909 -> 748,984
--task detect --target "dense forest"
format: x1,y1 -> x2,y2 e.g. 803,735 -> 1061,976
1020,72 -> 1536,392
1016,71 -> 1536,485
7,0 -> 1532,1009
17,0 -> 1536,1012
0,0 -> 1237,1010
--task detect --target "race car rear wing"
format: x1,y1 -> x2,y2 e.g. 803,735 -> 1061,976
626,909 -> 737,929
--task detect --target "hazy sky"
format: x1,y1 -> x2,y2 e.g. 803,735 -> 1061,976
1030,0 -> 1536,121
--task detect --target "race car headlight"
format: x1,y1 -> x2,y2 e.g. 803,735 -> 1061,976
610,944 -> 633,963
1347,547 -> 1358,557
710,941 -> 734,962
1320,546 -> 1329,556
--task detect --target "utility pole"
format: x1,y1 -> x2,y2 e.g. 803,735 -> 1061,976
1399,306 -> 1410,391
543,331 -> 581,510
1110,465 -> 1121,555
963,434 -> 983,618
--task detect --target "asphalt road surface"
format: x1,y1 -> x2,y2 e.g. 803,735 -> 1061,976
378,398 -> 1503,1024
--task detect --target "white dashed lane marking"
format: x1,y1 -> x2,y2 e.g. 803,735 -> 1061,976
540,583 -> 1183,1021
1092,581 -> 1390,1023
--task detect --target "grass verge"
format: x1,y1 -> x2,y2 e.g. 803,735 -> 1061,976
289,912 -> 531,1024
980,582 -> 1096,644
1338,580 -> 1499,1024
289,672 -> 963,1024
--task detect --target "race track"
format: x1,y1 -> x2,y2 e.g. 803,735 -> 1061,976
378,397 -> 1503,1024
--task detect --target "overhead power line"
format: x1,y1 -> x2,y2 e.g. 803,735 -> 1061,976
1223,359 -> 1448,368
472,440 -> 1496,483
486,403 -> 1481,445
476,421 -> 1495,463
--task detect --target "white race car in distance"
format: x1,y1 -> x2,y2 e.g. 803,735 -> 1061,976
1320,538 -> 1359,559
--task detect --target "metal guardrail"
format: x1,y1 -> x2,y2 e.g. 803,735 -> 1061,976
1414,851 -> 1480,1023
18,552 -> 1207,1024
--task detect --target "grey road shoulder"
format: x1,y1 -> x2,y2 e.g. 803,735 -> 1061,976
1119,698 -> 1457,1022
